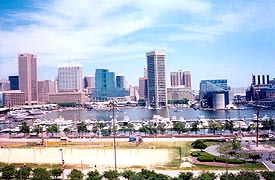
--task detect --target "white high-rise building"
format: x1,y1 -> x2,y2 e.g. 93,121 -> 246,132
58,65 -> 83,92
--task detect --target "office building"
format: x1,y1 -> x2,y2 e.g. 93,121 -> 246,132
9,76 -> 19,90
1,90 -> 26,107
116,74 -> 127,89
49,92 -> 86,104
146,50 -> 167,107
167,86 -> 192,101
0,80 -> 10,91
94,69 -> 115,100
170,70 -> 191,88
38,80 -> 57,103
139,77 -> 148,100
58,65 -> 82,92
199,79 -> 231,109
18,53 -> 38,105
84,76 -> 95,89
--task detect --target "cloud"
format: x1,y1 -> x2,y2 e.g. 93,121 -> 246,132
0,0 -> 274,83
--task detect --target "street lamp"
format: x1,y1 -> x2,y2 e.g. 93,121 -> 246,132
109,99 -> 118,170
256,89 -> 260,147
60,148 -> 65,180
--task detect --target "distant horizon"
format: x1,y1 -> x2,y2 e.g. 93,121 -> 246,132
1,0 -> 275,90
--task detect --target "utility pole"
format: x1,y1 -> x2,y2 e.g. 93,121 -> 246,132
109,99 -> 117,170
60,149 -> 65,180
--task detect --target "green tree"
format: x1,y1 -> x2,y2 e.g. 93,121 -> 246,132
15,165 -> 32,180
127,123 -> 135,136
51,168 -> 62,180
260,171 -> 275,180
86,170 -> 102,180
63,127 -> 70,135
190,121 -> 200,134
197,172 -> 216,180
77,122 -> 88,137
121,169 -> 136,180
208,121 -> 222,135
191,140 -> 207,151
20,122 -> 30,136
68,169 -> 83,180
102,170 -> 120,180
248,154 -> 261,162
139,125 -> 150,136
177,172 -> 193,180
173,122 -> 187,134
32,167 -> 52,180
220,172 -> 238,180
225,120 -> 234,133
1,165 -> 16,179
236,171 -> 260,180
157,123 -> 167,135
33,125 -> 43,135
232,137 -> 241,150
47,124 -> 59,136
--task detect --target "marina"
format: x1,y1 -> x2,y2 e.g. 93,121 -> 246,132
1,106 -> 275,136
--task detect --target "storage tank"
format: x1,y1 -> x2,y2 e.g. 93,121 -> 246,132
213,93 -> 225,110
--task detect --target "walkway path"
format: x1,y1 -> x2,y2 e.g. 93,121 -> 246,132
204,145 -> 220,156
204,144 -> 275,171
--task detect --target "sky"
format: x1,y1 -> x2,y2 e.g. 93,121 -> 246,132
0,0 -> 275,90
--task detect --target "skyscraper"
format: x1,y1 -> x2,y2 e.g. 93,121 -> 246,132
170,70 -> 191,88
95,69 -> 115,99
146,50 -> 167,107
58,65 -> 83,92
116,74 -> 127,89
18,53 -> 38,105
9,76 -> 19,90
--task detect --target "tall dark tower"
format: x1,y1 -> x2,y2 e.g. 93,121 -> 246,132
262,75 -> 265,84
257,75 -> 261,85
267,75 -> 270,84
252,75 -> 256,85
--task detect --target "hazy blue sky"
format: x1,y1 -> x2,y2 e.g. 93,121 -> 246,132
0,0 -> 274,90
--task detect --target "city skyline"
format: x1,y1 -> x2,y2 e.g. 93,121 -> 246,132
0,0 -> 275,90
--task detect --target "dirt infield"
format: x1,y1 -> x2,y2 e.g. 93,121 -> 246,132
0,147 -> 170,168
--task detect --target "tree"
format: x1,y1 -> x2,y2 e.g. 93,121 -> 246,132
121,169 -> 136,180
248,154 -> 261,162
197,172 -> 216,180
33,125 -> 43,135
77,122 -> 88,137
1,165 -> 15,179
220,172 -> 237,180
63,127 -> 70,135
208,121 -> 222,135
127,123 -> 135,136
102,170 -> 120,180
225,120 -> 234,133
232,137 -> 241,150
86,170 -> 102,180
20,122 -> 30,136
51,168 -> 62,180
191,140 -> 207,151
68,169 -> 83,180
32,167 -> 52,180
190,121 -> 200,134
260,171 -> 275,180
173,122 -> 187,134
236,171 -> 260,180
47,124 -> 59,136
177,172 -> 193,180
157,123 -> 167,135
15,165 -> 31,180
